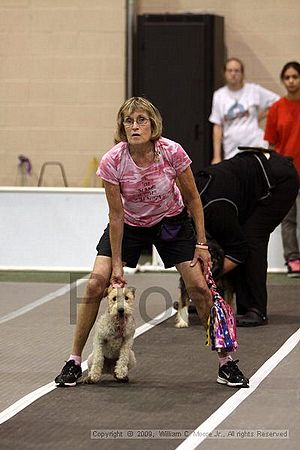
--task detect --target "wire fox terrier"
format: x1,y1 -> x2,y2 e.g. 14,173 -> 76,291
83,286 -> 136,384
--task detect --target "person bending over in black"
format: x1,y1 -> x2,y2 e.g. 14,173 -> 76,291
195,147 -> 299,326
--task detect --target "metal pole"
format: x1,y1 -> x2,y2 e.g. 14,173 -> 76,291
126,0 -> 137,98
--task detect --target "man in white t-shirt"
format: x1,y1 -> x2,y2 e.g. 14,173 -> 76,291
209,58 -> 279,163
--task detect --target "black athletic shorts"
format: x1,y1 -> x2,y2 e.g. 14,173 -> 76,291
96,210 -> 196,269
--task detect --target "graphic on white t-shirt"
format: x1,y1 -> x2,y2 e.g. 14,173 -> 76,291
224,101 -> 250,122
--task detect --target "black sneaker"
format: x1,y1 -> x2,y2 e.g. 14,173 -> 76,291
54,360 -> 82,387
217,359 -> 249,388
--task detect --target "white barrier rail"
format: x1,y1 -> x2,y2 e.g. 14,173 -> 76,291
0,187 -> 286,272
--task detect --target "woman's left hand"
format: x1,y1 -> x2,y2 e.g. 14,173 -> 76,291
110,264 -> 127,288
190,247 -> 211,275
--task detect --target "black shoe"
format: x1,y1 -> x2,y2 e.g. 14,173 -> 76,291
236,308 -> 268,327
217,359 -> 249,388
55,360 -> 82,387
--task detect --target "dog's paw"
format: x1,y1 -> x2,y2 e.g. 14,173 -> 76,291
114,366 -> 128,380
79,375 -> 96,384
174,307 -> 189,328
174,314 -> 189,328
174,318 -> 189,328
114,375 -> 129,383
89,371 -> 102,383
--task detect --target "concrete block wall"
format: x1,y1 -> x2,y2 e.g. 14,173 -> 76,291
0,0 -> 126,186
1,0 -> 299,186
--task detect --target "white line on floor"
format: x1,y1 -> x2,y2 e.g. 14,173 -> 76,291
176,327 -> 300,450
0,279 -> 87,325
0,306 -> 176,425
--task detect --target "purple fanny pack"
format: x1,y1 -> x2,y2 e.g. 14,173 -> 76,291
159,208 -> 188,241
160,223 -> 183,241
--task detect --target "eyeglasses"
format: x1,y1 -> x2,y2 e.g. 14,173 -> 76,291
123,116 -> 150,128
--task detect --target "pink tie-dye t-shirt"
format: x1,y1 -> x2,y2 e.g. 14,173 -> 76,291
97,137 -> 192,227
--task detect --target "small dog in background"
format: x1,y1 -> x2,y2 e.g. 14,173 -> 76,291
83,285 -> 136,383
175,239 -> 235,328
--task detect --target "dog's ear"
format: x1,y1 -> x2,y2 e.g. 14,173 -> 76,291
127,286 -> 136,296
103,286 -> 111,298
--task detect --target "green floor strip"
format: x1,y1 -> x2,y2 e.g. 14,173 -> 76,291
0,271 -> 299,286
0,271 -> 89,283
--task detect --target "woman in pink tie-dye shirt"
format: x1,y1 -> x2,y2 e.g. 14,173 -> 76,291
55,97 -> 248,388
95,97 -> 210,290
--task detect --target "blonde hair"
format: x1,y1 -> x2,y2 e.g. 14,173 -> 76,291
114,97 -> 163,143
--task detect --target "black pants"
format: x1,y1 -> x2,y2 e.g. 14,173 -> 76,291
234,155 -> 299,316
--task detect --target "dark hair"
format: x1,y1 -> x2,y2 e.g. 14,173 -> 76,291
280,61 -> 300,80
224,57 -> 245,74
115,97 -> 162,143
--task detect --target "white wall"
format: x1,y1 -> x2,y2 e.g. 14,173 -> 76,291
268,226 -> 285,272
0,188 -> 285,272
0,187 -> 108,270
